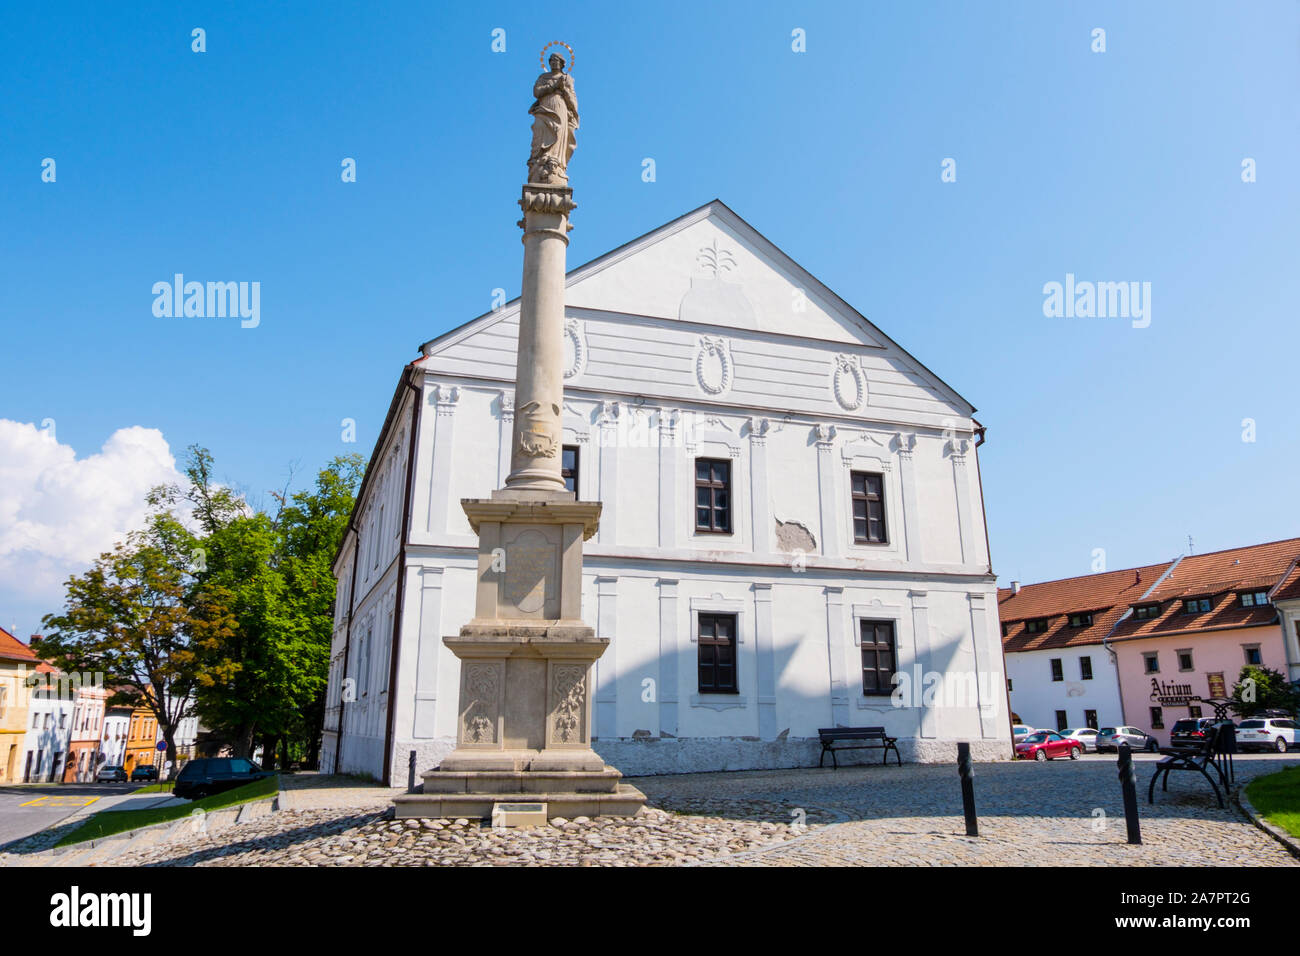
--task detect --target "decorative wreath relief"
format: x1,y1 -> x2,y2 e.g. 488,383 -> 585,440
695,336 -> 733,396
563,318 -> 587,379
832,353 -> 867,411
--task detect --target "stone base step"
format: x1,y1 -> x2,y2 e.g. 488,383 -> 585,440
420,766 -> 624,796
392,783 -> 647,820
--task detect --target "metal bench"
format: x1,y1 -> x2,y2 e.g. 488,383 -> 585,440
817,726 -> 901,769
1147,723 -> 1235,809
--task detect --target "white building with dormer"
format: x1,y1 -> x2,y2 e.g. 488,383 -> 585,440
320,200 -> 1008,783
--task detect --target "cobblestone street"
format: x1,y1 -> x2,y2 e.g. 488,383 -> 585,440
5,754 -> 1295,867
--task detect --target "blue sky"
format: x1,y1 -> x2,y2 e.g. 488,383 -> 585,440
2,1 -> 1298,636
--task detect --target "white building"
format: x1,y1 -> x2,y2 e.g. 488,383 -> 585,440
21,666 -> 75,783
100,707 -> 131,769
321,201 -> 1008,783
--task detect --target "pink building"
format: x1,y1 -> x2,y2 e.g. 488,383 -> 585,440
1108,538 -> 1299,747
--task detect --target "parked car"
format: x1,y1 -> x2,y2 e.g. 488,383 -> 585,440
1011,724 -> 1041,744
96,765 -> 127,783
1168,717 -> 1222,749
1236,717 -> 1298,753
130,765 -> 159,782
173,757 -> 273,800
1062,727 -> 1101,752
1096,727 -> 1160,753
1015,731 -> 1084,761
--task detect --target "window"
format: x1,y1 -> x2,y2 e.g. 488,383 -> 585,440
1133,603 -> 1161,620
1188,705 -> 1202,718
1183,597 -> 1212,614
1068,612 -> 1093,629
1025,618 -> 1050,634
1143,652 -> 1159,674
1239,590 -> 1270,608
850,471 -> 887,544
1177,649 -> 1194,672
859,620 -> 897,696
1079,656 -> 1093,681
1084,709 -> 1098,729
374,505 -> 384,569
561,445 -> 579,497
1000,622 -> 1008,637
32,712 -> 40,729
1243,645 -> 1262,666
1149,707 -> 1164,729
694,459 -> 732,534
1055,711 -> 1068,732
1050,658 -> 1064,681
697,613 -> 738,694
1006,678 -> 1013,692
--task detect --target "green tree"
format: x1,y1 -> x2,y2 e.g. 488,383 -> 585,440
1230,665 -> 1300,718
36,515 -> 236,770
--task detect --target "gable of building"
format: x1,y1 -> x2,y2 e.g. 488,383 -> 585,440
415,200 -> 976,429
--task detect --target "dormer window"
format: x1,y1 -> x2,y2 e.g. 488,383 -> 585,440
1183,597 -> 1212,614
1133,604 -> 1161,620
1024,618 -> 1050,634
1068,612 -> 1093,629
1239,590 -> 1270,608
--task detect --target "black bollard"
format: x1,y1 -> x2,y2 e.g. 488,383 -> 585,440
957,742 -> 978,837
1117,742 -> 1142,845
408,749 -> 417,793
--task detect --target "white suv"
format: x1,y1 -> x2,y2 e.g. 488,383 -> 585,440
1236,717 -> 1297,753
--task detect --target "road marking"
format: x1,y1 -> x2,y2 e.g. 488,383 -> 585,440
19,796 -> 99,808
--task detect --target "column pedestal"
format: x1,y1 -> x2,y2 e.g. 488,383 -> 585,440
393,489 -> 646,819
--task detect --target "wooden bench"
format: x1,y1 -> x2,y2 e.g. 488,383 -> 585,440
817,726 -> 901,769
1147,723 -> 1233,809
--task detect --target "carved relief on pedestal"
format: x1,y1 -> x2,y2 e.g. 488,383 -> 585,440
502,526 -> 560,617
549,664 -> 588,745
563,318 -> 587,379
831,354 -> 867,411
461,663 -> 502,745
695,336 -> 734,396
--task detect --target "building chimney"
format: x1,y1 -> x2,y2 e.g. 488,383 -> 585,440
1135,570 -> 1141,584
1011,581 -> 1021,595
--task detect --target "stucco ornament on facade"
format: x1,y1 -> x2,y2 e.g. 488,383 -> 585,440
563,317 -> 587,379
695,336 -> 734,395
462,664 -> 500,744
551,665 -> 587,743
832,353 -> 868,411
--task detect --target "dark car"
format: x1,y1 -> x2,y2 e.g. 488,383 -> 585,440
130,765 -> 159,782
173,758 -> 272,800
1168,717 -> 1221,749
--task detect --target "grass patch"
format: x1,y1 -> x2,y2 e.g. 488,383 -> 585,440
131,781 -> 175,794
55,774 -> 280,848
1245,765 -> 1300,839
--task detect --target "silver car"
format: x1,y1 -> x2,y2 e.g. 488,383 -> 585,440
1062,727 -> 1101,752
1096,726 -> 1159,753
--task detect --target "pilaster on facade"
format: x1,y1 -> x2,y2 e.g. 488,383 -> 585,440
594,575 -> 619,738
596,402 -> 621,546
747,417 -> 772,556
824,585 -> 850,726
815,424 -> 840,560
657,409 -> 680,550
894,432 -> 924,564
909,589 -> 937,738
426,383 -> 461,535
656,578 -> 679,738
948,435 -> 975,566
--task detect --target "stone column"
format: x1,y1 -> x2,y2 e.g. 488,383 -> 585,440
506,184 -> 576,493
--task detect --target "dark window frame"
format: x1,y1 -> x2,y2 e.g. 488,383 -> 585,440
1049,658 -> 1064,682
561,444 -> 580,498
1079,656 -> 1093,681
850,471 -> 888,545
1150,706 -> 1164,729
1055,710 -> 1069,732
1024,618 -> 1050,634
696,612 -> 738,694
1133,603 -> 1161,620
693,458 -> 733,534
860,619 -> 897,697
1068,612 -> 1094,629
1183,597 -> 1212,615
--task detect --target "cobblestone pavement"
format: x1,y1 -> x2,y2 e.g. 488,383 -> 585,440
636,754 -> 1300,866
12,755 -> 1297,866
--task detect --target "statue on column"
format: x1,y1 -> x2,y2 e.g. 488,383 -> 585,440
527,53 -> 579,185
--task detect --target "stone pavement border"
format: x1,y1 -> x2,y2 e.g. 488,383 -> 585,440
1236,789 -> 1300,861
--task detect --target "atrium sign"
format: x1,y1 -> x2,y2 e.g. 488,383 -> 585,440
1149,677 -> 1195,707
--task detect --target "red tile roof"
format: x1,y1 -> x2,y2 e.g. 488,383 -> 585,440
1110,538 -> 1300,642
1272,559 -> 1300,603
0,626 -> 39,664
999,562 -> 1174,652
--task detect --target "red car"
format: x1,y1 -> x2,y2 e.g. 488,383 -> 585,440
1015,731 -> 1084,761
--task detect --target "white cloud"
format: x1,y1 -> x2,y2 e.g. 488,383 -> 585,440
0,421 -> 187,631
